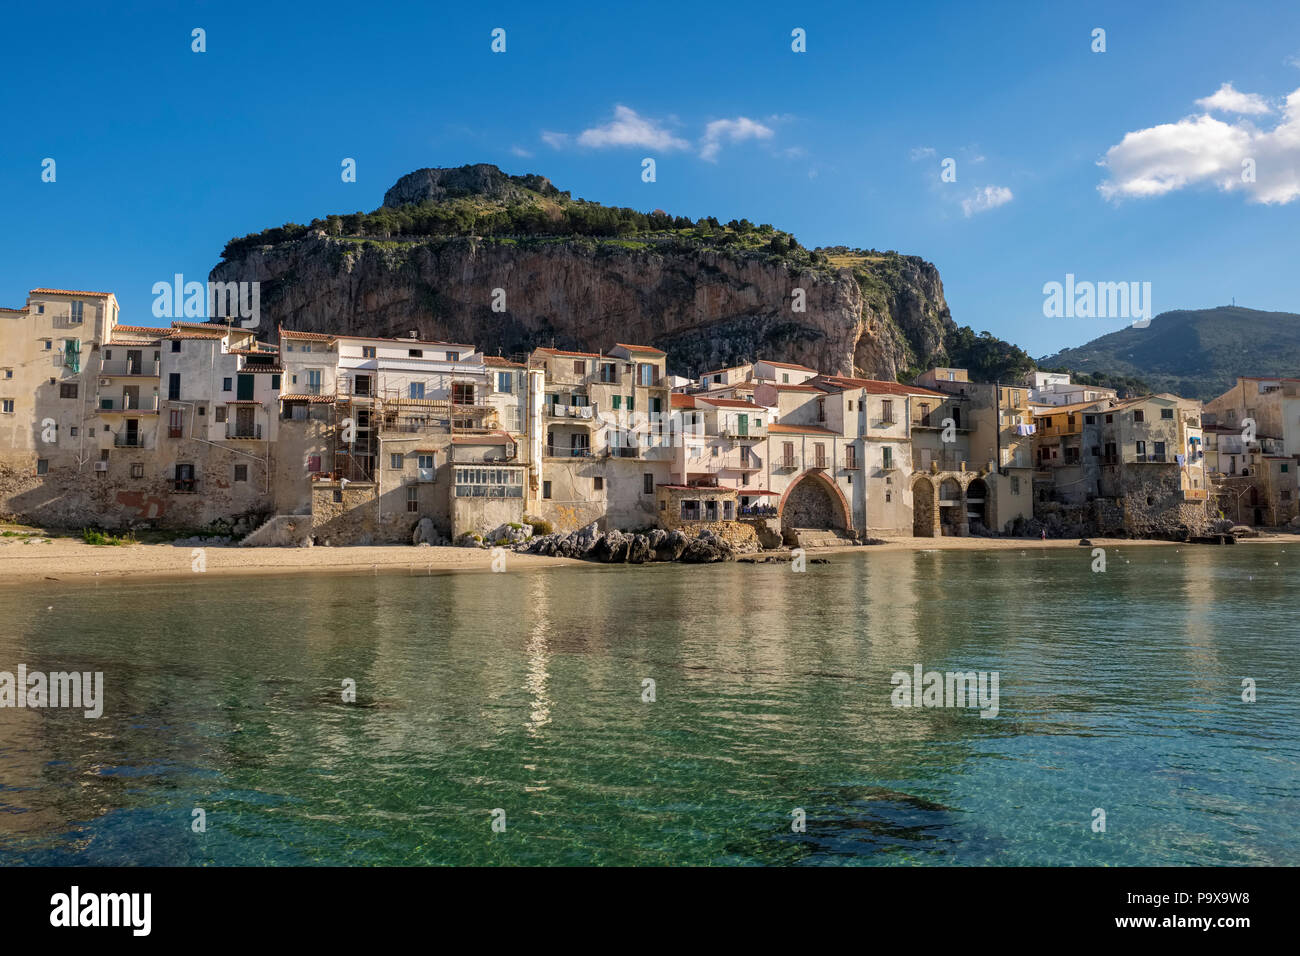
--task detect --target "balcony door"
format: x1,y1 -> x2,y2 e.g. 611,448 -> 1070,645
236,406 -> 256,438
237,374 -> 255,401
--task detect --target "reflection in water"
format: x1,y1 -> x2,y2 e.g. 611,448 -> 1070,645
0,543 -> 1296,865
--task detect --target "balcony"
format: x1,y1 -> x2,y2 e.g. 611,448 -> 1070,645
113,433 -> 149,448
172,478 -> 200,494
546,403 -> 595,420
99,396 -> 159,413
100,358 -> 160,377
545,445 -> 594,458
1132,453 -> 1169,463
226,424 -> 263,440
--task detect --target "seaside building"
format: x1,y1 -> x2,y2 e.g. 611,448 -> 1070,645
0,284 -> 1236,541
1202,377 -> 1300,525
1023,370 -> 1118,407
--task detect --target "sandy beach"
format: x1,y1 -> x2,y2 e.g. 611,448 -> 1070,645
1,525 -> 1294,586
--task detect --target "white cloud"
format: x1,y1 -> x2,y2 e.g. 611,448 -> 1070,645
961,185 -> 1014,217
1195,82 -> 1272,115
1099,86 -> 1300,205
1287,52 -> 1300,69
699,117 -> 774,161
575,105 -> 689,151
510,145 -> 533,158
540,130 -> 570,149
909,146 -> 936,161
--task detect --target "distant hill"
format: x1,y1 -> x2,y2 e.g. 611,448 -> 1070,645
1037,306 -> 1300,401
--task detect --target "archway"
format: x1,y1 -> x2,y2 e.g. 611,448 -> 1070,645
938,477 -> 962,536
779,470 -> 852,536
966,477 -> 989,533
912,475 -> 936,537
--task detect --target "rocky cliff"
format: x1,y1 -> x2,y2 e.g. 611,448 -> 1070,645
209,164 -> 962,380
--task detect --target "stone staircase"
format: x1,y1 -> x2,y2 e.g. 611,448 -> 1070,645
786,527 -> 857,549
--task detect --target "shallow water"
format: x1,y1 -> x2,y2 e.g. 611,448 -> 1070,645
0,544 -> 1296,865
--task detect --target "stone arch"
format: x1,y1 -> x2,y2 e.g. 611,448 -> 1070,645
966,477 -> 989,532
938,477 -> 964,536
912,475 -> 936,537
779,469 -> 852,535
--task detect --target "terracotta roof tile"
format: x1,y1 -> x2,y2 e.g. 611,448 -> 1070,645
670,393 -> 697,409
30,288 -> 113,297
819,375 -> 947,398
614,343 -> 666,354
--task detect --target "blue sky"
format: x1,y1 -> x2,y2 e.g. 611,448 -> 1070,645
2,0 -> 1298,358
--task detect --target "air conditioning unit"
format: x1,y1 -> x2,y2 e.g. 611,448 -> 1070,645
94,461 -> 108,472
100,378 -> 112,386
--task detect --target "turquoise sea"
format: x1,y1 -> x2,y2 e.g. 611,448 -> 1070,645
0,543 -> 1296,865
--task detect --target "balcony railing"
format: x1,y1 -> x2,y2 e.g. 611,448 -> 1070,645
546,403 -> 595,419
545,445 -> 593,458
172,478 -> 199,494
113,433 -> 148,448
100,396 -> 159,412
100,359 -> 160,377
775,455 -> 798,469
226,424 -> 263,440
1132,453 -> 1169,463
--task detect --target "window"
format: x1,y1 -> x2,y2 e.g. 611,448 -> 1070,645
168,409 -> 183,438
390,453 -> 404,470
407,485 -> 418,512
643,473 -> 653,495
409,382 -> 425,399
36,305 -> 44,315
783,441 -> 794,465
408,348 -> 422,358
1135,440 -> 1146,456
1161,408 -> 1174,419
271,375 -> 280,390
130,462 -> 144,478
1105,414 -> 1114,424
782,373 -> 790,384
2,369 -> 10,379
215,407 -> 228,423
69,427 -> 78,437
234,464 -> 248,482
1,400 -> 13,414
1154,441 -> 1166,459
845,445 -> 856,469
37,459 -> 49,475
543,480 -> 552,499
601,363 -> 617,383
882,446 -> 893,470
817,398 -> 826,422
612,395 -> 621,410
362,347 -> 376,358
496,372 -> 513,393
305,369 -> 322,395
70,301 -> 84,323
58,382 -> 80,399
627,395 -> 635,412
881,399 -> 894,422
1133,410 -> 1145,423
594,476 -> 604,491
43,339 -> 52,350
222,377 -> 232,392
1011,476 -> 1021,494
1283,463 -> 1290,473
638,364 -> 654,386
301,343 -> 312,353
814,442 -> 827,468
171,340 -> 181,352
307,454 -> 322,473
454,467 -> 525,498
1091,446 -> 1101,457
333,489 -> 343,503
1084,414 -> 1096,424
573,360 -> 585,375
445,351 -> 459,362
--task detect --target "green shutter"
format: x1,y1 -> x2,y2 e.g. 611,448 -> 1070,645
612,395 -> 621,410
